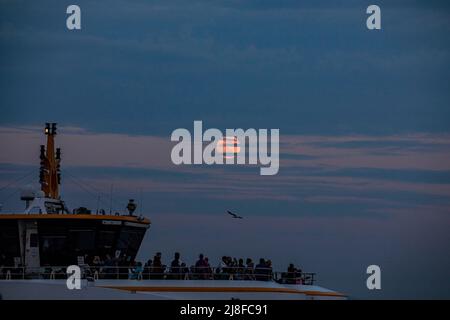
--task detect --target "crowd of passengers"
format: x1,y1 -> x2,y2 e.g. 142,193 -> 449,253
0,252 -> 305,283
78,252 -> 304,283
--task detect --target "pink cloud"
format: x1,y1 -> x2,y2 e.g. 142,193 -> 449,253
2,126 -> 450,203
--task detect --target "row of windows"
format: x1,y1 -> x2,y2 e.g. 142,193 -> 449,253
0,220 -> 146,267
38,224 -> 145,265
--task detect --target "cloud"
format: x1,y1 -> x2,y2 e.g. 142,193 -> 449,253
281,133 -> 450,171
1,126 -> 450,218
1,0 -> 450,136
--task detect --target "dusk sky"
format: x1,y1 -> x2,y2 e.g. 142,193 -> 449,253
1,0 -> 450,299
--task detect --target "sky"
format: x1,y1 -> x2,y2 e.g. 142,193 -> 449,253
1,0 -> 450,299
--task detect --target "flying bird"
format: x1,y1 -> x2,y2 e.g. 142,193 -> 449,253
227,210 -> 243,219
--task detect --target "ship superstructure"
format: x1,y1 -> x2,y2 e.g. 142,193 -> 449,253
0,123 -> 150,273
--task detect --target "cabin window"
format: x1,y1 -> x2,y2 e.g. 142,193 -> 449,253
29,233 -> 38,248
69,230 -> 95,251
40,235 -> 68,265
116,227 -> 145,256
97,230 -> 115,249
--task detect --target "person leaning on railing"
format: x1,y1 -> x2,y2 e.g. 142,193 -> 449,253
128,261 -> 143,280
143,259 -> 152,279
151,252 -> 165,279
254,258 -> 270,281
244,258 -> 255,280
286,263 -> 297,284
194,254 -> 211,280
170,252 -> 182,279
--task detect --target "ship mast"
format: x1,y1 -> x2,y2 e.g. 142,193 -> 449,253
39,123 -> 61,199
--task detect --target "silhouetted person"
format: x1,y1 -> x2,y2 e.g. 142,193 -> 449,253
181,262 -> 189,279
237,259 -> 245,279
102,254 -> 114,278
170,252 -> 182,279
152,252 -> 164,279
118,255 -> 128,279
232,258 -> 238,274
286,263 -> 296,283
265,259 -> 273,281
217,256 -> 229,279
255,258 -> 267,281
144,259 -> 152,279
204,257 -> 212,279
245,258 -> 254,280
195,254 -> 208,278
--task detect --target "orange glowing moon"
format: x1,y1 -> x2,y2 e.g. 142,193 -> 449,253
216,136 -> 241,157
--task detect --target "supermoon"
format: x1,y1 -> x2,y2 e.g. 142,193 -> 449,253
216,136 -> 240,158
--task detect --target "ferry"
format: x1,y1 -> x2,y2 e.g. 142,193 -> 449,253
0,123 -> 346,300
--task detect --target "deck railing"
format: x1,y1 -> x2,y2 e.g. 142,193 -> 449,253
0,266 -> 315,285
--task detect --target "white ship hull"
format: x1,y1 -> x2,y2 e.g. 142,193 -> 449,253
0,279 -> 346,300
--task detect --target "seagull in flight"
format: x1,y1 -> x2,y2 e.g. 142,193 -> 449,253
227,210 -> 243,219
